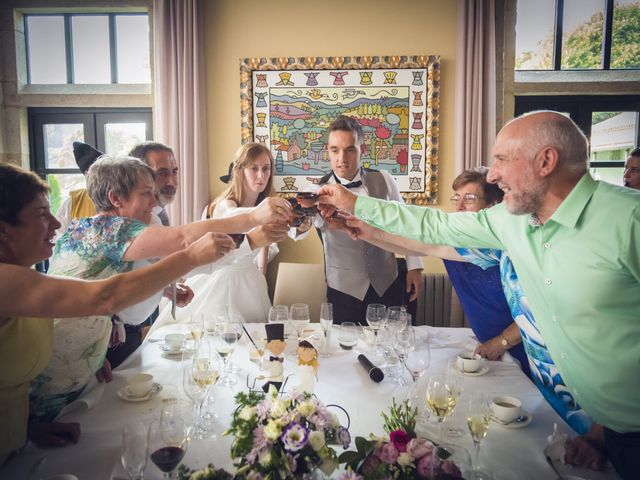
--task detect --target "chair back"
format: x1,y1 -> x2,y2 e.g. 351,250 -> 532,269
273,262 -> 327,322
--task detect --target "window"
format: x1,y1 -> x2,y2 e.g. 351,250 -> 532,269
29,108 -> 152,214
515,95 -> 640,185
515,0 -> 640,71
25,13 -> 150,84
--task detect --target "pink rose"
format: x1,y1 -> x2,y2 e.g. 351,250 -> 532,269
440,460 -> 462,478
377,443 -> 399,464
389,430 -> 412,453
406,437 -> 435,460
361,453 -> 381,476
416,452 -> 435,478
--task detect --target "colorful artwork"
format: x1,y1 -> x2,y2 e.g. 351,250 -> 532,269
240,56 -> 440,205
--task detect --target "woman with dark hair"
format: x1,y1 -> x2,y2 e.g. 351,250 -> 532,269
29,155 -> 292,423
0,163 -> 225,464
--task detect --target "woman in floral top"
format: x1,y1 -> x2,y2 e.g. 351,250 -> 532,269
30,156 -> 293,422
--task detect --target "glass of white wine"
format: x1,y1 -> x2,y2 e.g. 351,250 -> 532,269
213,322 -> 240,387
319,302 -> 333,357
445,359 -> 465,437
189,314 -> 204,348
467,393 -> 492,479
425,375 -> 458,442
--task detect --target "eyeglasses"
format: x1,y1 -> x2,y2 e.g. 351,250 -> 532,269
450,193 -> 480,204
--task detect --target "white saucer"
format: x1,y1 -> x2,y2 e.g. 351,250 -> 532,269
117,383 -> 162,402
491,410 -> 532,428
460,365 -> 490,376
160,343 -> 187,355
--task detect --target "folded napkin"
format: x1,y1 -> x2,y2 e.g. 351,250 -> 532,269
54,379 -> 105,421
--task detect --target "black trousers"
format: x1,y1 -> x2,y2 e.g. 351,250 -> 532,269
604,427 -> 640,480
327,259 -> 417,325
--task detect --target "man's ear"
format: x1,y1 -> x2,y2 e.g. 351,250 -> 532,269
536,146 -> 559,178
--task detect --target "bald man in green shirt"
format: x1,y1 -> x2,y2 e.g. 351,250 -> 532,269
317,111 -> 640,479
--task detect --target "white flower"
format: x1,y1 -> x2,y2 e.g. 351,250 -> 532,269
258,450 -> 272,467
239,406 -> 256,421
319,456 -> 339,476
398,452 -> 414,467
309,430 -> 325,451
270,399 -> 287,418
264,420 -> 282,440
297,400 -> 315,417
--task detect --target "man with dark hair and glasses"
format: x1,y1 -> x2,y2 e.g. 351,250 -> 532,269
623,147 -> 640,190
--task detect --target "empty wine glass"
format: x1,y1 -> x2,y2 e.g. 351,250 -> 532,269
227,312 -> 244,374
289,303 -> 310,340
319,302 -> 334,357
365,303 -> 386,355
122,421 -> 148,480
385,306 -> 403,334
213,322 -> 240,387
467,393 -> 492,479
269,304 -> 290,337
445,359 -> 465,437
148,417 -> 190,479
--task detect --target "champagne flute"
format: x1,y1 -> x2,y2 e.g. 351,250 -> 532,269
290,303 -> 310,340
148,418 -> 189,479
122,421 -> 148,480
445,359 -> 465,437
467,393 -> 492,479
188,314 -> 204,348
425,375 -> 458,442
319,302 -> 334,357
365,303 -> 386,355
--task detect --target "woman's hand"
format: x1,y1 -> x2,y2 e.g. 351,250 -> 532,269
28,421 -> 81,447
317,184 -> 357,215
186,232 -> 235,266
252,197 -> 293,225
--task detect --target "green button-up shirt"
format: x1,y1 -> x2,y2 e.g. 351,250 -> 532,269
356,173 -> 640,433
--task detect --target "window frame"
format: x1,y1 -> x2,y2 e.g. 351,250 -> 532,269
24,12 -> 150,85
514,94 -> 640,168
516,0 -> 636,72
28,107 -> 153,178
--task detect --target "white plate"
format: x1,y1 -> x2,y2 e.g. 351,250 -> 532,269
117,383 -> 162,402
491,410 -> 532,428
460,365 -> 490,377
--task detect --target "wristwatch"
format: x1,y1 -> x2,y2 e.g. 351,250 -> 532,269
500,335 -> 511,348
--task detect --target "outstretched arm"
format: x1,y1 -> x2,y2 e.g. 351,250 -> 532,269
0,232 -> 234,319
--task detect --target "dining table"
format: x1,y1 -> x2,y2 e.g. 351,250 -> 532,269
1,322 -> 621,480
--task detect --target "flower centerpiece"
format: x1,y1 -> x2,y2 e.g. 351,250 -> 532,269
179,386 -> 351,479
337,399 -> 463,480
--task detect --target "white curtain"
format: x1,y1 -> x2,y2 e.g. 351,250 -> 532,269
153,0 -> 209,224
454,0 -> 497,171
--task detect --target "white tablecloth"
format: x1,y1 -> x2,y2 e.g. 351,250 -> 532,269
1,325 -> 620,479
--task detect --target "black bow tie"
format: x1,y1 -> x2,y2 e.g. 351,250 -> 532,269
270,356 -> 284,362
333,172 -> 362,189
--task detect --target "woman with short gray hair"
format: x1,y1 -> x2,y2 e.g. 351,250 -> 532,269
30,155 -> 293,422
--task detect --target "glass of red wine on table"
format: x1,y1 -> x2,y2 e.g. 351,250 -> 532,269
148,416 -> 190,479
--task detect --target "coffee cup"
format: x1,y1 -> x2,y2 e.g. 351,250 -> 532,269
457,351 -> 482,372
127,373 -> 154,398
164,333 -> 185,352
491,395 -> 522,423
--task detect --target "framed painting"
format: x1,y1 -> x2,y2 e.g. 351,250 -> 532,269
240,55 -> 440,205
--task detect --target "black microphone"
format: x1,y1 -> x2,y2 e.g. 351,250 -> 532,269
357,354 -> 384,383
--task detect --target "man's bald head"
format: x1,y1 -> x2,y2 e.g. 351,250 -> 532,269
501,111 -> 589,177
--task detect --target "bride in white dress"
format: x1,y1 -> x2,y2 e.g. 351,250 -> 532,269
157,143 -> 278,325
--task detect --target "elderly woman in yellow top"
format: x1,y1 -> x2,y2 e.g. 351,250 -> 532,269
0,163 -> 231,464
29,156 -> 293,423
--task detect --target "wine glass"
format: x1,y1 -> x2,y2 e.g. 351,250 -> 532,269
425,375 -> 459,443
227,313 -> 244,374
467,393 -> 492,479
183,357 -> 219,439
148,418 -> 190,479
290,303 -> 310,340
121,421 -> 148,480
379,325 -> 404,384
445,359 -> 465,437
385,306 -> 403,334
269,304 -> 290,338
213,322 -> 240,386
337,322 -> 357,350
319,302 -> 334,357
404,337 -> 430,420
365,303 -> 386,355
188,314 -> 204,348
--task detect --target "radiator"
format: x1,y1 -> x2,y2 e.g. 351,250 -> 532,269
415,273 -> 468,328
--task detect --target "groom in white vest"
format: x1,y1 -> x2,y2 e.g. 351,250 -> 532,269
296,115 -> 423,324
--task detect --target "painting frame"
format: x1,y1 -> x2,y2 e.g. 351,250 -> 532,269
240,55 -> 440,205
